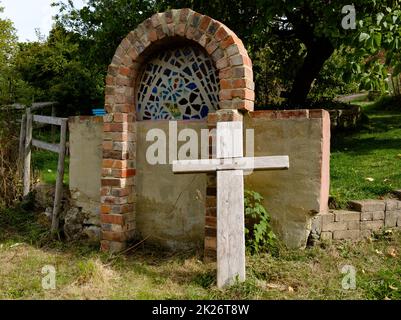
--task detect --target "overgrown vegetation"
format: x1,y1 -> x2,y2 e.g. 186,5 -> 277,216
244,190 -> 277,255
0,108 -> 22,208
1,206 -> 400,300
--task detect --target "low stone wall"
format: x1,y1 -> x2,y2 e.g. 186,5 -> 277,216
328,105 -> 362,130
312,199 -> 401,241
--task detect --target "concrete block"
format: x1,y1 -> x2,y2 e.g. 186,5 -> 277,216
320,231 -> 333,241
372,211 -> 385,220
385,200 -> 400,211
361,229 -> 373,238
333,230 -> 360,240
322,220 -> 360,232
349,200 -> 386,212
361,220 -> 384,231
361,212 -> 373,221
334,210 -> 360,222
321,213 -> 335,224
311,215 -> 322,234
385,210 -> 401,228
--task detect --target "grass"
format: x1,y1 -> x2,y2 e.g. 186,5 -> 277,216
330,98 -> 401,208
31,129 -> 69,185
1,205 -> 401,300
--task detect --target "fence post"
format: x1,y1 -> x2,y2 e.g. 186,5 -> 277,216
19,113 -> 27,171
23,108 -> 32,196
51,119 -> 68,234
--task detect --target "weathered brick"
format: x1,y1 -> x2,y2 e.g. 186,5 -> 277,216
205,236 -> 217,250
215,27 -> 229,41
349,200 -> 385,212
101,213 -> 126,225
333,230 -> 360,240
334,210 -> 360,222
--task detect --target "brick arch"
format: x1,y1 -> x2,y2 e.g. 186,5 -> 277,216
101,8 -> 254,252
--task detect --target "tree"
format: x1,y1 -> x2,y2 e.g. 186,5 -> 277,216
15,26 -> 104,115
53,0 -> 400,107
0,5 -> 18,104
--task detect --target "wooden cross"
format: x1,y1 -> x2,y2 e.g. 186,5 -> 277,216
173,121 -> 289,288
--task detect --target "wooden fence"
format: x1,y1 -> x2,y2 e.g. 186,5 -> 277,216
20,107 -> 68,234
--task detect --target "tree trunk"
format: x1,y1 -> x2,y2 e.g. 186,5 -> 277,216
288,38 -> 335,106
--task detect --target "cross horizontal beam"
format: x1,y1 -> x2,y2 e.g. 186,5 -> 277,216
172,156 -> 289,173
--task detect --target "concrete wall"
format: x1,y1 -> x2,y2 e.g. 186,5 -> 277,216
68,110 -> 330,250
68,116 -> 103,228
136,121 -> 207,250
243,110 -> 330,248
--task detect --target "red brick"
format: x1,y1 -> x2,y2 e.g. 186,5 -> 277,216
220,79 -> 232,90
103,159 -> 114,168
231,89 -> 255,100
221,36 -> 235,49
101,205 -> 111,214
101,178 -> 122,187
199,16 -> 212,32
111,187 -> 131,197
101,214 -> 124,225
215,27 -> 229,41
219,89 -> 232,100
119,66 -> 131,77
102,231 -> 129,242
103,141 -> 113,150
106,76 -> 115,85
114,113 -> 128,123
112,160 -> 128,169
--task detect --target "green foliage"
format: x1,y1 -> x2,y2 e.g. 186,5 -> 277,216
0,108 -> 22,208
309,49 -> 360,101
244,190 -> 277,255
14,27 -> 103,115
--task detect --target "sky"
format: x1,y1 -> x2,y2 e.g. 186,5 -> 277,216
0,0 -> 87,42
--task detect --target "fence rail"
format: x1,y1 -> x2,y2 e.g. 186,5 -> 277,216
21,107 -> 68,234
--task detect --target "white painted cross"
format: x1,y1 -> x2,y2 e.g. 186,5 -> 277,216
173,121 -> 289,288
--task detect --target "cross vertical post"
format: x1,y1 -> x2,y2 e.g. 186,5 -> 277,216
172,109 -> 289,288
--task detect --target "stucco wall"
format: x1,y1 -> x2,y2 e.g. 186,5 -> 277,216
243,110 -> 330,248
68,110 -> 330,250
69,116 -> 103,227
135,121 -> 207,250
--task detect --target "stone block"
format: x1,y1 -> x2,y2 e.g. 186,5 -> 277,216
320,231 -> 333,241
322,220 -> 359,232
311,215 -> 322,234
349,200 -> 385,212
361,220 -> 384,231
361,212 -> 373,221
385,210 -> 401,228
385,199 -> 400,211
372,211 -> 385,220
334,210 -> 360,222
333,230 -> 360,240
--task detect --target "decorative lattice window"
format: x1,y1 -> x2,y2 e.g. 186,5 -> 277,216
137,46 -> 219,121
